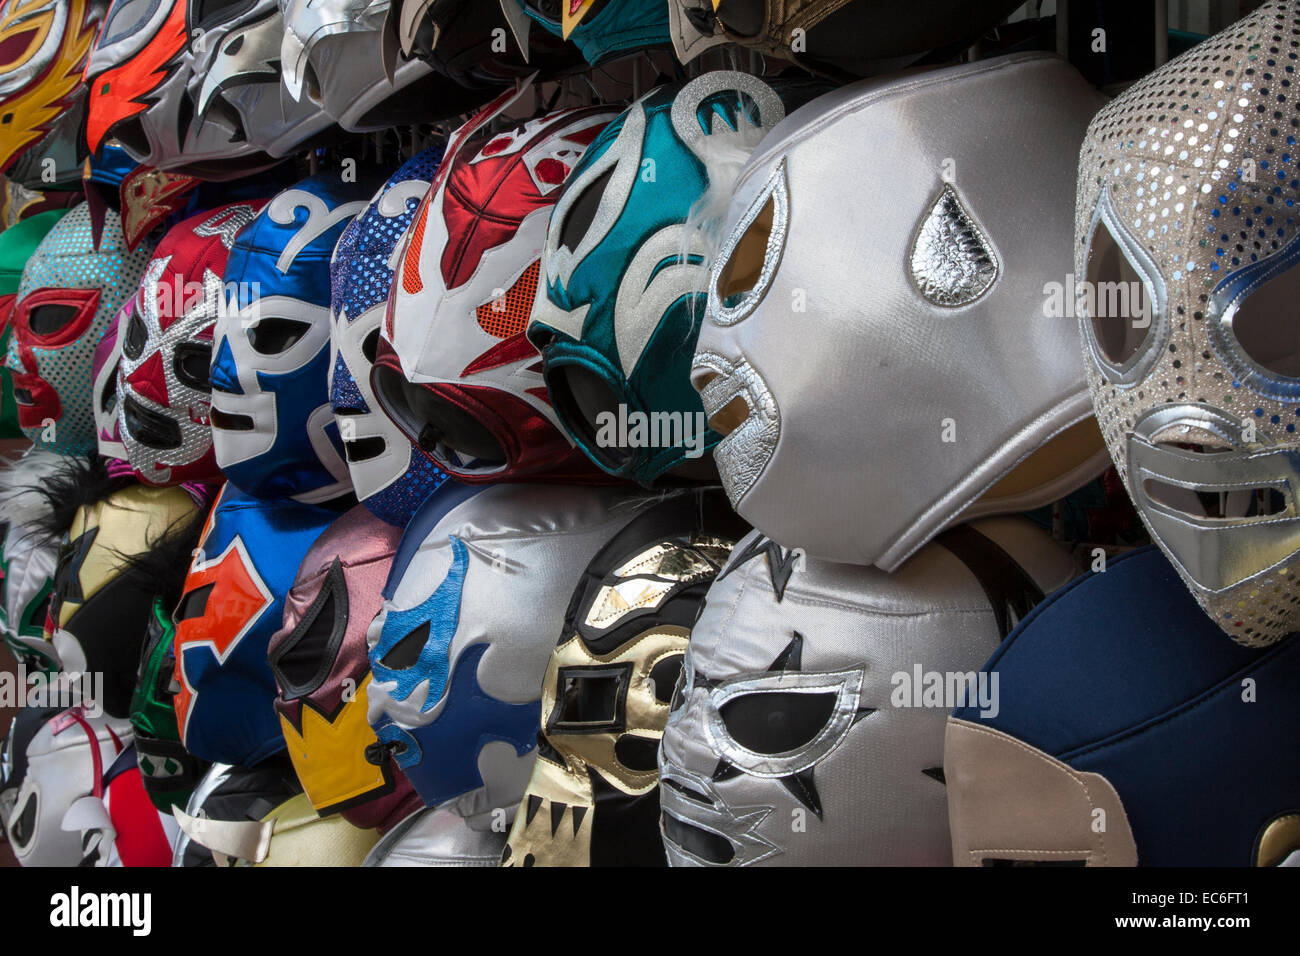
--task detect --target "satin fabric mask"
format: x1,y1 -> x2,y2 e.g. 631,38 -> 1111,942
366,482 -> 660,823
172,483 -> 339,766
515,0 -> 670,66
526,72 -> 793,486
268,504 -> 422,831
211,173 -> 370,503
692,54 -> 1110,568
659,517 -> 1077,866
376,106 -> 616,485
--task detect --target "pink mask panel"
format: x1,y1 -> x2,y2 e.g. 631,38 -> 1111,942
267,503 -> 420,832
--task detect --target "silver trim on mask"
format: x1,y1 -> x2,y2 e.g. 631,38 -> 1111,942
658,762 -> 779,867
908,183 -> 1000,308
1080,185 -> 1170,386
693,350 -> 779,504
707,159 -> 789,327
703,667 -> 866,778
1129,404 -> 1300,592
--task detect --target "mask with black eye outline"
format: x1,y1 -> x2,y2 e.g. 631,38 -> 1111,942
266,504 -> 422,832
526,71 -> 806,487
118,201 -> 265,487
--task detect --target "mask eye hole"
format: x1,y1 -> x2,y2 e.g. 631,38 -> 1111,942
176,582 -> 214,622
361,328 -> 380,365
381,620 -> 428,671
123,310 -> 148,360
715,195 -> 774,309
719,691 -> 837,755
548,664 -> 633,734
1224,262 -> 1300,379
558,167 -> 614,254
99,360 -> 120,412
173,341 -> 212,390
248,317 -> 311,355
270,563 -> 347,697
9,791 -> 36,847
1085,217 -> 1153,366
28,304 -> 79,338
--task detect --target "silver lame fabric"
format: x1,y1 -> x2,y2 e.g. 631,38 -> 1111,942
692,53 -> 1110,569
658,516 -> 1078,866
366,484 -> 670,826
1077,0 -> 1300,645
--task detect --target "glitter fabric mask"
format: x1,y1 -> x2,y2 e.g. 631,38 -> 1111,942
1077,0 -> 1300,645
4,203 -> 155,455
329,147 -> 450,527
119,202 -> 266,486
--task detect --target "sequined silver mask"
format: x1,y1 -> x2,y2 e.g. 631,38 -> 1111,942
692,53 -> 1111,569
1077,0 -> 1300,645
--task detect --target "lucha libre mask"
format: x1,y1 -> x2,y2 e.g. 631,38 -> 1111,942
4,203 -> 156,455
1076,1 -> 1300,646
366,482 -> 659,822
0,0 -> 103,188
174,762 -> 378,865
268,504 -> 423,832
119,202 -> 266,486
658,517 -> 1077,867
0,209 -> 67,438
91,302 -> 129,463
0,449 -> 63,670
375,104 -> 619,485
364,805 -> 506,866
692,54 -> 1111,568
513,0 -> 670,67
666,0 -> 1023,80
212,174 -> 371,503
0,705 -> 133,867
526,72 -> 795,486
47,482 -> 201,719
129,597 -> 209,811
173,483 -> 339,767
83,0 -> 187,163
191,1 -> 335,165
502,490 -> 742,867
74,745 -> 180,866
280,0 -> 447,133
329,146 -> 450,527
945,546 -> 1300,866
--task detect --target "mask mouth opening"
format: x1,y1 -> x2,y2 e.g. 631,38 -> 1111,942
660,811 -> 735,865
1142,438 -> 1290,520
371,365 -> 507,474
694,370 -> 751,437
208,405 -> 255,431
122,394 -> 183,449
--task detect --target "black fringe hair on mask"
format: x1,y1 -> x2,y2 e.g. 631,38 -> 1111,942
33,453 -> 135,543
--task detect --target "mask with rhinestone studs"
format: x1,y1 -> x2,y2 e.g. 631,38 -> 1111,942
1077,0 -> 1300,646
